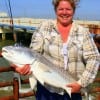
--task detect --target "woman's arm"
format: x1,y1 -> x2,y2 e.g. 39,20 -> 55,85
77,29 -> 100,87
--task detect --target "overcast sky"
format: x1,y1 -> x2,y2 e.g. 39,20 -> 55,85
0,0 -> 100,21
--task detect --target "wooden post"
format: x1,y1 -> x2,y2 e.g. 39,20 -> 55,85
97,95 -> 100,100
2,33 -> 6,40
0,51 -> 2,57
13,32 -> 17,42
13,77 -> 19,100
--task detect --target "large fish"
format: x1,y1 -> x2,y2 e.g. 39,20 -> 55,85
2,46 -> 81,97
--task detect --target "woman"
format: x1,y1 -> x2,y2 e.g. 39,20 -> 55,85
12,0 -> 100,100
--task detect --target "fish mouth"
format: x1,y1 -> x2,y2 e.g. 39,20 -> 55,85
2,47 -> 10,57
2,49 -> 8,55
2,49 -> 8,53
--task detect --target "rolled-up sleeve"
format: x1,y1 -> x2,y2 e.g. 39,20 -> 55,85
30,31 -> 44,53
78,30 -> 100,87
29,21 -> 47,53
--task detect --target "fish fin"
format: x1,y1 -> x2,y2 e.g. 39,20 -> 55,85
37,77 -> 45,85
30,62 -> 45,86
29,74 -> 37,89
63,86 -> 71,97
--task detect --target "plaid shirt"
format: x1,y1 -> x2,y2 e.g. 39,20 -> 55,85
30,20 -> 100,88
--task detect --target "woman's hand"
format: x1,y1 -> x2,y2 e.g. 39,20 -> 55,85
11,64 -> 32,75
67,82 -> 81,93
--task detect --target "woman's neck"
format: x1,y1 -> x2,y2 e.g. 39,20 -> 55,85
57,22 -> 72,43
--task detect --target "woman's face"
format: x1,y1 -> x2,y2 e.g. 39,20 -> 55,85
56,0 -> 74,26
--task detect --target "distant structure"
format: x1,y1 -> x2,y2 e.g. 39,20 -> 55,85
0,12 -> 8,18
0,18 -> 99,42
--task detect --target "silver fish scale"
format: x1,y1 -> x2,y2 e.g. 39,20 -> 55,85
31,50 -> 78,82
